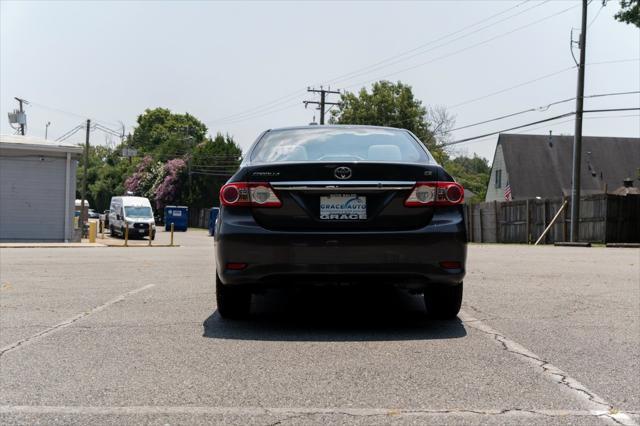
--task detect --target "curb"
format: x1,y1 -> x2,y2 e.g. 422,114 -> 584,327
0,244 -> 107,249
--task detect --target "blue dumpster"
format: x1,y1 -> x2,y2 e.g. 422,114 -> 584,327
208,207 -> 220,236
164,206 -> 188,231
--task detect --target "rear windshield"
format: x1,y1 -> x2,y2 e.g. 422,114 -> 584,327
250,127 -> 432,164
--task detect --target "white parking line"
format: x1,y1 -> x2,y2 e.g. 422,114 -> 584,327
0,284 -> 155,357
459,310 -> 637,426
0,405 -> 636,421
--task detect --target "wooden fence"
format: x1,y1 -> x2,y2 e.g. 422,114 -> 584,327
188,207 -> 213,228
464,194 -> 640,244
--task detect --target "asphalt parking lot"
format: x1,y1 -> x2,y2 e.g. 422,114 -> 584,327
0,229 -> 638,425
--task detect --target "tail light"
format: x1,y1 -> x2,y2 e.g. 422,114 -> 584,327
404,182 -> 464,207
219,182 -> 282,207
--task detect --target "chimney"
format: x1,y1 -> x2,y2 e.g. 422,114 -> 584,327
623,178 -> 633,188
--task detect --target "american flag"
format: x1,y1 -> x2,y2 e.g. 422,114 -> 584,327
504,182 -> 512,201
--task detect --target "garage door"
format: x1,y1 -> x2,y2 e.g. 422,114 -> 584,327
0,156 -> 66,241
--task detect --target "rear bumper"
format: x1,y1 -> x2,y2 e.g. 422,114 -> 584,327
215,207 -> 467,288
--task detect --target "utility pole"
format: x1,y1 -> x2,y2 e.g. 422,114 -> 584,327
569,0 -> 588,242
304,87 -> 341,125
14,97 -> 28,135
81,119 -> 90,234
45,122 -> 51,140
188,159 -> 192,203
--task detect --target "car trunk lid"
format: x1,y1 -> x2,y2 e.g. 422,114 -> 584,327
242,162 -> 441,231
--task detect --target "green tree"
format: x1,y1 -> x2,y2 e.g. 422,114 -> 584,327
77,145 -> 137,212
89,149 -> 137,211
76,109 -> 242,218
615,0 -> 640,27
188,133 -> 243,208
330,81 -> 450,161
329,80 -> 492,198
443,154 -> 491,203
129,108 -> 208,160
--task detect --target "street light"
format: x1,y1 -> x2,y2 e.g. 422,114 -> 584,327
45,121 -> 51,140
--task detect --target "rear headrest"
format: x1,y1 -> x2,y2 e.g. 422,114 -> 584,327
283,145 -> 308,161
368,144 -> 402,161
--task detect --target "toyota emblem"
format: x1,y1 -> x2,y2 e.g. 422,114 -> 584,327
334,166 -> 352,180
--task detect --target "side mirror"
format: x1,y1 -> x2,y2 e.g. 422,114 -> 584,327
116,214 -> 121,220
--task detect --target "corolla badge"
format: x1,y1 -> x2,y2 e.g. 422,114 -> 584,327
334,166 -> 352,180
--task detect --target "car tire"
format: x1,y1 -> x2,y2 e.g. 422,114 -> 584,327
216,274 -> 251,319
424,282 -> 463,319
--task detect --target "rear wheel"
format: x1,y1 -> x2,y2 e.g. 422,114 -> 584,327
424,282 -> 463,319
216,274 -> 251,319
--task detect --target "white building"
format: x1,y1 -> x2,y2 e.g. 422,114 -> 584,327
0,135 -> 82,242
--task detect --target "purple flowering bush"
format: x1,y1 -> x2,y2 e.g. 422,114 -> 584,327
154,158 -> 187,209
124,155 -> 156,197
124,155 -> 187,209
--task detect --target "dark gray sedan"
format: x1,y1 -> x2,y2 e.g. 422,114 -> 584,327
214,125 -> 467,319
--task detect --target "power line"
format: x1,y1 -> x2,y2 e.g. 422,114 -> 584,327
449,113 -> 639,147
207,1 -> 546,125
587,1 -> 605,28
27,100 -> 122,128
447,58 -> 639,110
207,1 -> 531,124
212,9 -> 637,127
215,2 -> 580,126
208,92 -> 307,124
444,113 -> 574,146
321,1 -> 531,87
450,90 -> 639,132
341,2 -> 580,92
216,101 -> 302,125
323,1 -> 547,87
442,107 -> 640,147
189,171 -> 235,177
55,124 -> 85,142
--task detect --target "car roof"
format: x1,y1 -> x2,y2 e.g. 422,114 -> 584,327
265,124 -> 410,133
115,196 -> 152,205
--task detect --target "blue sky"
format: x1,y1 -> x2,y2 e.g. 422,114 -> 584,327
1,0 -> 638,161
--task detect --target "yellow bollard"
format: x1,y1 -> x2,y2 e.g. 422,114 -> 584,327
170,223 -> 174,247
148,224 -> 152,246
124,222 -> 129,247
89,221 -> 97,243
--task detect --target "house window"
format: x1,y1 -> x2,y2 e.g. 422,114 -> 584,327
495,169 -> 502,188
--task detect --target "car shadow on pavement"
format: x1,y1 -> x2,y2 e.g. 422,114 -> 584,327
202,287 -> 467,342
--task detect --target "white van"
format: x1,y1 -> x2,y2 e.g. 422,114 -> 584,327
108,196 -> 156,240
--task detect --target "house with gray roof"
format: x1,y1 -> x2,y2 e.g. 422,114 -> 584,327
485,133 -> 640,202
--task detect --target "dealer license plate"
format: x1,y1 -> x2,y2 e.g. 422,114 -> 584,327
319,194 -> 367,220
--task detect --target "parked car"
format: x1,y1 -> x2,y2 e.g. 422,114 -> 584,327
108,196 -> 156,240
208,207 -> 220,236
214,125 -> 466,319
100,209 -> 110,227
98,210 -> 110,233
87,209 -> 100,219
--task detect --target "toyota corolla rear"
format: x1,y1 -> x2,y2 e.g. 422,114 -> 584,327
214,126 -> 467,319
